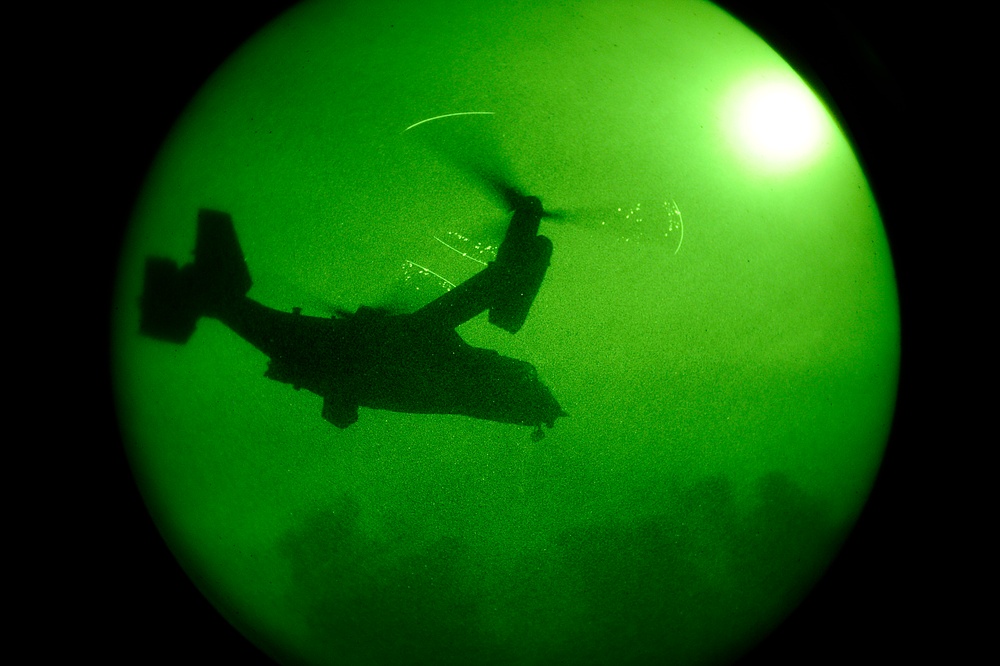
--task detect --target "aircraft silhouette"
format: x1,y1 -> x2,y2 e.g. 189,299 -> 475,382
139,190 -> 566,439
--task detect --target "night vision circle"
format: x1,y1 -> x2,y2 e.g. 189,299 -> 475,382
112,1 -> 899,664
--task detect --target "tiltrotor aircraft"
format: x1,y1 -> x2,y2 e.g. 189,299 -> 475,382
139,181 -> 566,440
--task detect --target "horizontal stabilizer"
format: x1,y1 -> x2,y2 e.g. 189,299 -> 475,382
139,209 -> 253,343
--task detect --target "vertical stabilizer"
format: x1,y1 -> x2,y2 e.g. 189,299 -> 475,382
193,209 -> 252,301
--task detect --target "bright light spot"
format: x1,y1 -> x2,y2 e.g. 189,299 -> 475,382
725,74 -> 830,172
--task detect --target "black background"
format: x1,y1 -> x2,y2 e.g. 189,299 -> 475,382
66,0 -> 960,662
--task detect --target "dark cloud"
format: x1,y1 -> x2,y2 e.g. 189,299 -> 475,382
546,473 -> 836,665
275,473 -> 834,665
276,495 -> 506,665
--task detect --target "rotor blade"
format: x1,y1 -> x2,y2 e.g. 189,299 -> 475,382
403,112 -> 531,210
462,162 -> 524,212
403,112 -> 573,223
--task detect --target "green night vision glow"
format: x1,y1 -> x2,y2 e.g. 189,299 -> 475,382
112,1 -> 900,664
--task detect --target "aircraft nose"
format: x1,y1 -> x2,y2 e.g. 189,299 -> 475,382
543,406 -> 568,429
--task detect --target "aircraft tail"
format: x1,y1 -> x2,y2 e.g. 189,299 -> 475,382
139,209 -> 253,343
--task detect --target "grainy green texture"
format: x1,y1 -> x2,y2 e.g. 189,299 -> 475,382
113,0 -> 899,664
